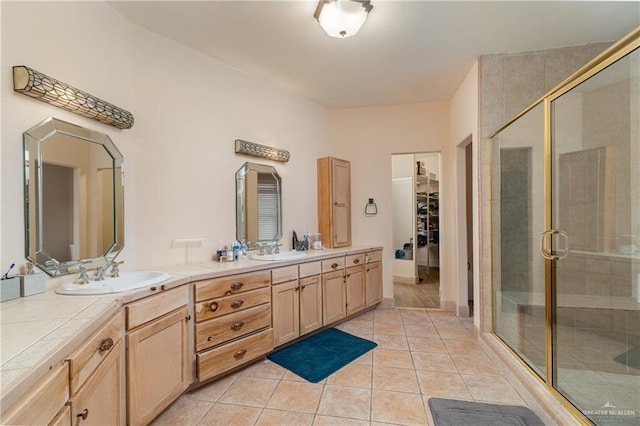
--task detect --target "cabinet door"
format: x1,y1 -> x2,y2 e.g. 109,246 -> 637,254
365,261 -> 382,307
322,270 -> 346,324
331,158 -> 351,247
70,340 -> 124,426
127,306 -> 191,426
345,265 -> 366,316
299,275 -> 322,335
272,279 -> 300,346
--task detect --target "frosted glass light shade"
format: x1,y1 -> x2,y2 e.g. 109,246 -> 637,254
314,0 -> 372,38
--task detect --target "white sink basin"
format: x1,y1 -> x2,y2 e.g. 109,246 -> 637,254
56,271 -> 171,295
249,251 -> 307,261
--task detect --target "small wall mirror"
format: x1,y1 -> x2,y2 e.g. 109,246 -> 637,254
24,117 -> 124,276
236,162 -> 282,246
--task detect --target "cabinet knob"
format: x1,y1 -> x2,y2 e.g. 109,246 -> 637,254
234,349 -> 247,359
160,284 -> 166,291
230,282 -> 244,291
301,285 -> 306,291
353,259 -> 360,264
331,263 -> 339,269
209,302 -> 219,312
231,300 -> 245,309
231,321 -> 245,331
150,286 -> 156,291
98,338 -> 113,352
77,408 -> 89,421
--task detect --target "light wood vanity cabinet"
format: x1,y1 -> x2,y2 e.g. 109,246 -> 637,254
318,156 -> 351,248
69,340 -> 124,426
299,273 -> 323,336
195,271 -> 273,383
126,286 -> 191,426
272,264 -> 323,347
1,362 -> 69,425
322,268 -> 346,324
365,250 -> 383,306
68,311 -> 125,426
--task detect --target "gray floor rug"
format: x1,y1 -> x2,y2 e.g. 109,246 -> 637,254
428,398 -> 544,426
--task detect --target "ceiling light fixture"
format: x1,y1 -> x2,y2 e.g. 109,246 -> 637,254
314,0 -> 372,39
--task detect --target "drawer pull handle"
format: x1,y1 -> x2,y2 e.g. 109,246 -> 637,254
234,349 -> 247,359
207,336 -> 213,341
331,263 -> 339,269
186,315 -> 191,321
231,282 -> 244,290
231,300 -> 244,309
210,302 -> 219,312
231,321 -> 245,331
77,408 -> 89,421
150,286 -> 157,291
353,259 -> 360,264
160,284 -> 166,291
98,338 -> 113,352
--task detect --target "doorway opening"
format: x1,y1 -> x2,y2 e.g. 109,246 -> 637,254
391,152 -> 441,308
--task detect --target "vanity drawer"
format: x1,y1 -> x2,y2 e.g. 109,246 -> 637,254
299,261 -> 321,278
271,266 -> 298,284
1,362 -> 69,426
197,329 -> 273,382
126,286 -> 189,330
195,271 -> 271,302
346,254 -> 365,267
195,303 -> 271,352
195,287 -> 270,322
365,250 -> 382,263
69,311 -> 123,394
322,257 -> 345,273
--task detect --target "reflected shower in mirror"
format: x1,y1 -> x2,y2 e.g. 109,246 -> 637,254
24,117 -> 124,276
236,162 -> 282,247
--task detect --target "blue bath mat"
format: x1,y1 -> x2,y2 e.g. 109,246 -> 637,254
267,328 -> 377,383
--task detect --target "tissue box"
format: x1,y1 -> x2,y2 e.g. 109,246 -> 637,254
21,273 -> 46,297
1,276 -> 21,302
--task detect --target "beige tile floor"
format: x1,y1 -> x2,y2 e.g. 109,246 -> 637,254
153,307 -> 532,426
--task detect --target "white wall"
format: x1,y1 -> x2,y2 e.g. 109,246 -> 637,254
327,103 -> 451,305
450,60 -> 479,321
1,2 -> 329,286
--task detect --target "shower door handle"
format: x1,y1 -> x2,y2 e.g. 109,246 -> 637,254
539,229 -> 570,260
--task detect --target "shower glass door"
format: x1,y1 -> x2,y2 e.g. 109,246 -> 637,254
492,103 -> 547,380
550,45 -> 640,426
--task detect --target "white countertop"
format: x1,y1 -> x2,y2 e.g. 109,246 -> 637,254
0,245 -> 381,405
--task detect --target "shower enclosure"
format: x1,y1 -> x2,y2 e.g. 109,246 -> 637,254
491,29 -> 639,425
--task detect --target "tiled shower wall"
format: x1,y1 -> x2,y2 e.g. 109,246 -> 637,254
478,42 -> 612,332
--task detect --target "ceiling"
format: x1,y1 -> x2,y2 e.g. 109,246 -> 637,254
110,1 -> 640,109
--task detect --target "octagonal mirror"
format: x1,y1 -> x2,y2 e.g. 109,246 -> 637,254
236,162 -> 282,246
24,117 -> 124,276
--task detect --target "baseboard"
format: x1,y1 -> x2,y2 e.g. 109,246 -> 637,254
442,299 -> 456,312
457,304 -> 470,317
393,275 -> 419,284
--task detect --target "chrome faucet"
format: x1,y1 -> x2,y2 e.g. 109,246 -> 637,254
94,260 -> 124,281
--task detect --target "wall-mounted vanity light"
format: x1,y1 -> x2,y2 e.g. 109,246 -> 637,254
13,65 -> 134,130
234,139 -> 290,162
314,0 -> 373,38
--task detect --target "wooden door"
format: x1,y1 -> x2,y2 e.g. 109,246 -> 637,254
272,279 -> 300,346
332,158 -> 351,247
345,265 -> 365,315
322,269 -> 346,324
127,306 -> 190,426
70,340 -> 124,426
365,261 -> 383,306
299,275 -> 323,335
